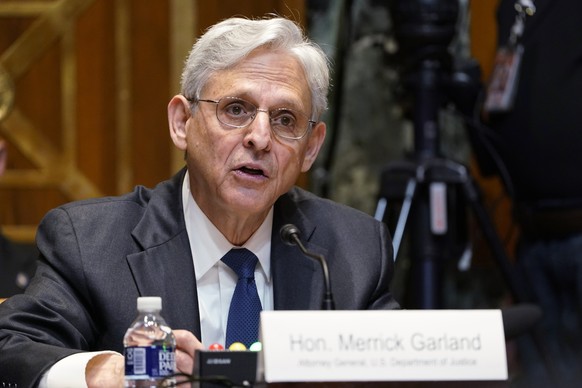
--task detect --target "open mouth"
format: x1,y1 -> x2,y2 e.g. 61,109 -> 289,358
239,166 -> 265,176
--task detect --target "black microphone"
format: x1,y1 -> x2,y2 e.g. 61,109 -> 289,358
280,224 -> 335,310
501,303 -> 542,340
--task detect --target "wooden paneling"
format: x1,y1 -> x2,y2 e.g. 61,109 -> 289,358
469,0 -> 500,81
0,0 -> 305,243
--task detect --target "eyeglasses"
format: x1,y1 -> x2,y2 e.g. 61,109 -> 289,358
189,96 -> 316,140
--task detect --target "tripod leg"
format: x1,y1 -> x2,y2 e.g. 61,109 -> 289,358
461,175 -> 564,385
392,179 -> 417,261
461,175 -> 530,303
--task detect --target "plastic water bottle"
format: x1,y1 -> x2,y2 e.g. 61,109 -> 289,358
124,296 -> 176,387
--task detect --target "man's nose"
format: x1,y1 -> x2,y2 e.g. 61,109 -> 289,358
244,109 -> 272,150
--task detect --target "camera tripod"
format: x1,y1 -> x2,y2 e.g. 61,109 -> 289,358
373,55 -> 530,309
373,0 -> 562,382
375,0 -> 533,310
371,55 -> 563,382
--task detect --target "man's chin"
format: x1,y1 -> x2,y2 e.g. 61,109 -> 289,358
224,191 -> 274,215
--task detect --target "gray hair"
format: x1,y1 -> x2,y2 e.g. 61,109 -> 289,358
180,16 -> 330,120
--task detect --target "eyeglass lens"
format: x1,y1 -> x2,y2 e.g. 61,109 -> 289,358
215,97 -> 310,139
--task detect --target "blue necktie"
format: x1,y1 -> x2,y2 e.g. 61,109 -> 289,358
222,248 -> 262,348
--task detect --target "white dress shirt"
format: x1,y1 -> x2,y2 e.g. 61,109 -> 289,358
40,171 -> 274,387
182,171 -> 274,346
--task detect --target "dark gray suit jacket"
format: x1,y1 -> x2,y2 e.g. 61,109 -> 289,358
0,169 -> 398,387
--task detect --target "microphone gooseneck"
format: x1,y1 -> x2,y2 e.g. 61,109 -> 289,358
280,224 -> 335,310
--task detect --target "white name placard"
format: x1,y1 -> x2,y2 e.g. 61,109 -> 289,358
259,310 -> 507,382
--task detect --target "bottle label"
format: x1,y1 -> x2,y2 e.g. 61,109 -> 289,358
124,346 -> 176,378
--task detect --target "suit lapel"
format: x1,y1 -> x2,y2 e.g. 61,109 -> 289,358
126,169 -> 201,338
124,179 -> 328,334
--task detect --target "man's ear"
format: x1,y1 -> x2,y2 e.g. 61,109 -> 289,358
0,139 -> 6,177
168,95 -> 191,151
300,121 -> 326,173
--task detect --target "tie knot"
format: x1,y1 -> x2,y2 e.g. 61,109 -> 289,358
221,248 -> 258,279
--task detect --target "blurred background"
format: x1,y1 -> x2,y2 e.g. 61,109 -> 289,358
0,0 -> 510,308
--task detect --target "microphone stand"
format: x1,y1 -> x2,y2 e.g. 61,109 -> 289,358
281,225 -> 336,310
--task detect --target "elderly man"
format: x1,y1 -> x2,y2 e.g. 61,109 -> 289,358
0,16 -> 399,387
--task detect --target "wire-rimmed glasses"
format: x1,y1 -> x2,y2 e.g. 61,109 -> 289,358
188,96 -> 316,140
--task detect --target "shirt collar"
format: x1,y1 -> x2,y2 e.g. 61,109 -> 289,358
182,171 -> 272,282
